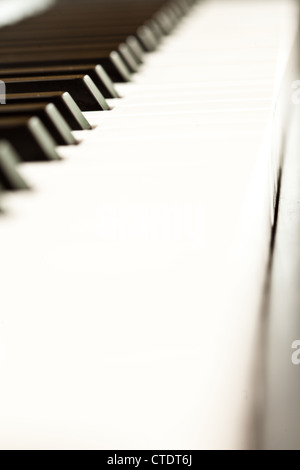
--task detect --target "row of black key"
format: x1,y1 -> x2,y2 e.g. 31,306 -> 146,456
0,0 -> 196,199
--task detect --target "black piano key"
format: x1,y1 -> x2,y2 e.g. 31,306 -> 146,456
95,65 -> 121,98
0,42 -> 132,55
0,103 -> 77,147
170,2 -> 185,20
3,75 -> 109,112
0,31 -> 141,47
175,0 -> 190,15
0,65 -> 120,99
0,51 -> 132,83
164,4 -> 180,29
5,92 -> 91,131
0,140 -> 30,191
126,36 -> 144,64
0,116 -> 61,162
154,10 -> 174,35
118,43 -> 140,73
136,25 -> 158,52
106,52 -> 132,82
146,19 -> 164,42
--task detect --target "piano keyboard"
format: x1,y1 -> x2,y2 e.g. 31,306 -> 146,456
0,0 -> 298,450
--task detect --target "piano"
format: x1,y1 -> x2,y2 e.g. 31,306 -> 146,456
0,0 -> 299,450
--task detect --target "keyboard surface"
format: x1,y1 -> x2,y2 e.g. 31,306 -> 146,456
0,0 -> 297,450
